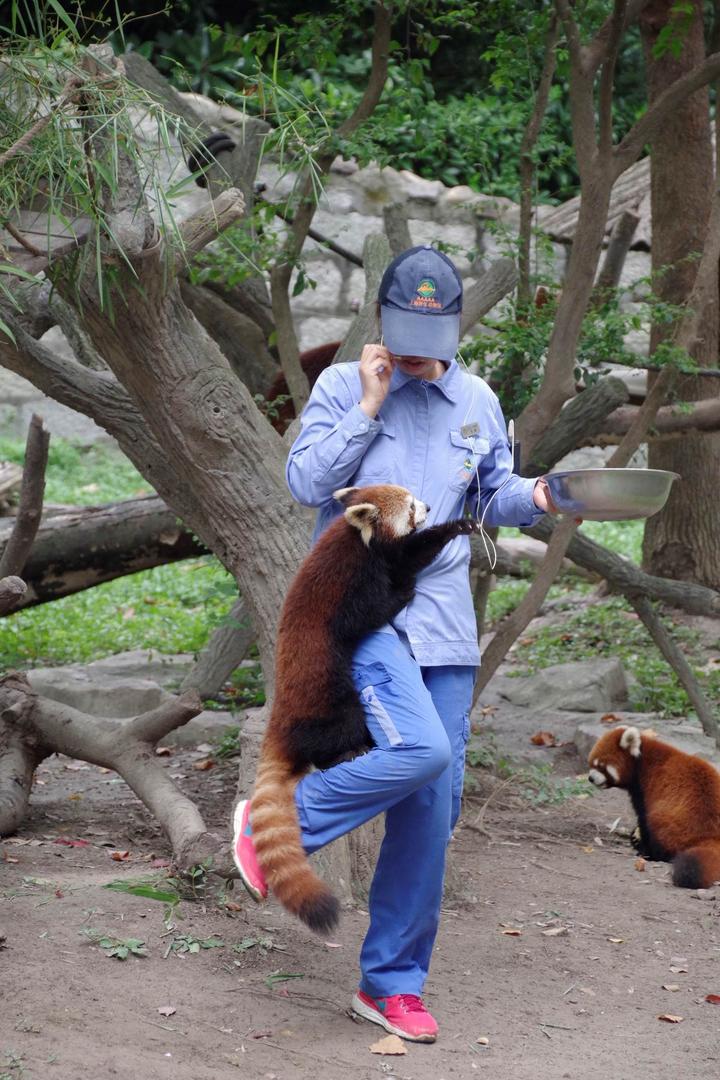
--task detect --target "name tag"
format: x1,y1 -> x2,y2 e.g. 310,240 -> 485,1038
460,422 -> 480,439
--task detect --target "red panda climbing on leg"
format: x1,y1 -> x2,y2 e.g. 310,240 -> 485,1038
247,484 -> 484,934
588,725 -> 720,889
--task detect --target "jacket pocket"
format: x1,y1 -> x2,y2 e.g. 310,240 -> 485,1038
448,429 -> 490,492
351,426 -> 397,485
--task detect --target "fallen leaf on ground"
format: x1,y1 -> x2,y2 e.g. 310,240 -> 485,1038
541,926 -> 568,937
192,759 -> 215,771
669,966 -> 688,974
601,713 -> 621,724
195,743 -> 214,753
110,851 -> 131,861
369,1034 -> 407,1055
531,731 -> 558,747
662,984 -> 680,992
607,937 -> 624,944
157,1006 -> 176,1017
53,837 -> 89,848
634,858 -> 646,872
658,1014 -> 684,1023
476,1036 -> 490,1046
324,941 -> 342,948
582,847 -> 594,854
500,928 -> 523,936
155,746 -> 173,756
705,994 -> 720,1005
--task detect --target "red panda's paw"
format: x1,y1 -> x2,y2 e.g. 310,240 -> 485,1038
455,519 -> 482,535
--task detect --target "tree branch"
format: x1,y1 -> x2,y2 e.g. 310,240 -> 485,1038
629,595 -> 719,746
598,1 -> 629,154
269,1 -> 392,414
518,16 -> 559,306
614,51 -> 720,177
0,576 -> 27,616
555,0 -> 597,166
527,516 -> 720,616
176,187 -> 245,271
0,414 -> 49,579
585,0 -> 651,74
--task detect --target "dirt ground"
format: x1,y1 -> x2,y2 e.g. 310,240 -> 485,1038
2,739 -> 720,1080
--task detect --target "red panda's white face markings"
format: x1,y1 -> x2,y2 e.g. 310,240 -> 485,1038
334,484 -> 428,546
587,726 -> 642,789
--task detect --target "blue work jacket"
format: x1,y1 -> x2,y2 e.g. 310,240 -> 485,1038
286,358 -> 544,666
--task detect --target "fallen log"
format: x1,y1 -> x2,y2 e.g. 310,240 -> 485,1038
0,495 -> 206,610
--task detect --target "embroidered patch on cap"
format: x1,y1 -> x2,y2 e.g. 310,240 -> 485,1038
411,277 -> 443,309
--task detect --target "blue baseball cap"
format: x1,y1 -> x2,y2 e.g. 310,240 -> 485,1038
379,245 -> 463,362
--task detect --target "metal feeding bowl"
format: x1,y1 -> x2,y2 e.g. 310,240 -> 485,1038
544,469 -> 680,521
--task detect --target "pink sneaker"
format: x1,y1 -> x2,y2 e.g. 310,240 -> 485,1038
351,989 -> 438,1043
231,800 -> 268,902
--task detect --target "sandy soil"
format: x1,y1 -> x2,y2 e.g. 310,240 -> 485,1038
2,744 -> 720,1080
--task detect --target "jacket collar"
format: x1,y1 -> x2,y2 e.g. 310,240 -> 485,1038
388,358 -> 462,403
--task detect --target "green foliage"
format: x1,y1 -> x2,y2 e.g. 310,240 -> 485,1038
509,596 -> 720,719
0,436 -> 148,505
465,286 -> 690,421
652,2 -> 695,60
162,932 -> 224,957
0,5 -> 204,300
81,927 -> 148,960
0,557 -> 233,668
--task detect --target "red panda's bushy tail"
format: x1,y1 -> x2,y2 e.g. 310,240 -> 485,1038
672,839 -> 720,889
250,754 -> 340,934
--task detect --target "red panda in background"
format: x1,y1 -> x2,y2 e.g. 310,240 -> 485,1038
588,726 -> 720,889
266,342 -> 341,434
248,484 -> 483,933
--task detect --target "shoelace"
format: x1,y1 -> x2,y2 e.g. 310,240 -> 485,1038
396,995 -> 426,1013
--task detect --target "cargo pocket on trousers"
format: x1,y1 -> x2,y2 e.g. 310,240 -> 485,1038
352,660 -> 417,749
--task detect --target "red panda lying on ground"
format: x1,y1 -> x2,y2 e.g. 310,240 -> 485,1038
250,484 -> 483,933
588,725 -> 720,888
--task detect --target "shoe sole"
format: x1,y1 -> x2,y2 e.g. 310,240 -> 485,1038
351,994 -> 437,1043
231,800 -> 267,903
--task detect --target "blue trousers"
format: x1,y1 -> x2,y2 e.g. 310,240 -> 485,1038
294,628 -> 475,998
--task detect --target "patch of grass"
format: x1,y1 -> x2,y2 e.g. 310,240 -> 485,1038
0,558 -> 235,668
465,733 -> 592,805
508,595 -> 719,718
0,437 -> 149,505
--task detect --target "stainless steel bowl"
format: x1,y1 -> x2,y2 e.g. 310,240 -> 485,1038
544,468 -> 680,521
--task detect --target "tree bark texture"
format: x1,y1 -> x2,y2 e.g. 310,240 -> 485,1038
640,0 -> 720,589
0,496 -> 206,609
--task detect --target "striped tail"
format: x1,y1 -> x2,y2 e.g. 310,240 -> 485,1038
250,754 -> 340,933
672,838 -> 720,889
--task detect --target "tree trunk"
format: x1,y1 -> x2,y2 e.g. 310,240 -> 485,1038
0,496 -> 206,609
640,0 -> 720,589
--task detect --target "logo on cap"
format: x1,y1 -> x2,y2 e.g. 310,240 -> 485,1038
411,276 -> 443,309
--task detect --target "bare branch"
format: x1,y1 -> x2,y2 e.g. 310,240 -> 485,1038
555,0 -> 597,166
595,397 -> 720,440
474,517 -> 579,704
598,1 -> 628,153
630,595 -> 719,746
126,690 -> 203,744
614,52 -> 720,178
269,2 -> 392,414
176,187 -> 245,271
585,0 -> 651,74
0,414 -> 49,579
518,16 -> 560,306
460,258 -> 518,335
607,185 -> 720,466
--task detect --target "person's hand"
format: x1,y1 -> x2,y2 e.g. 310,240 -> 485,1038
533,477 -> 583,524
533,477 -> 557,514
358,344 -> 393,418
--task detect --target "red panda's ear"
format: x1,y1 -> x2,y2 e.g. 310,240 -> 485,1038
619,726 -> 642,758
345,503 -> 379,531
333,487 -> 359,505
